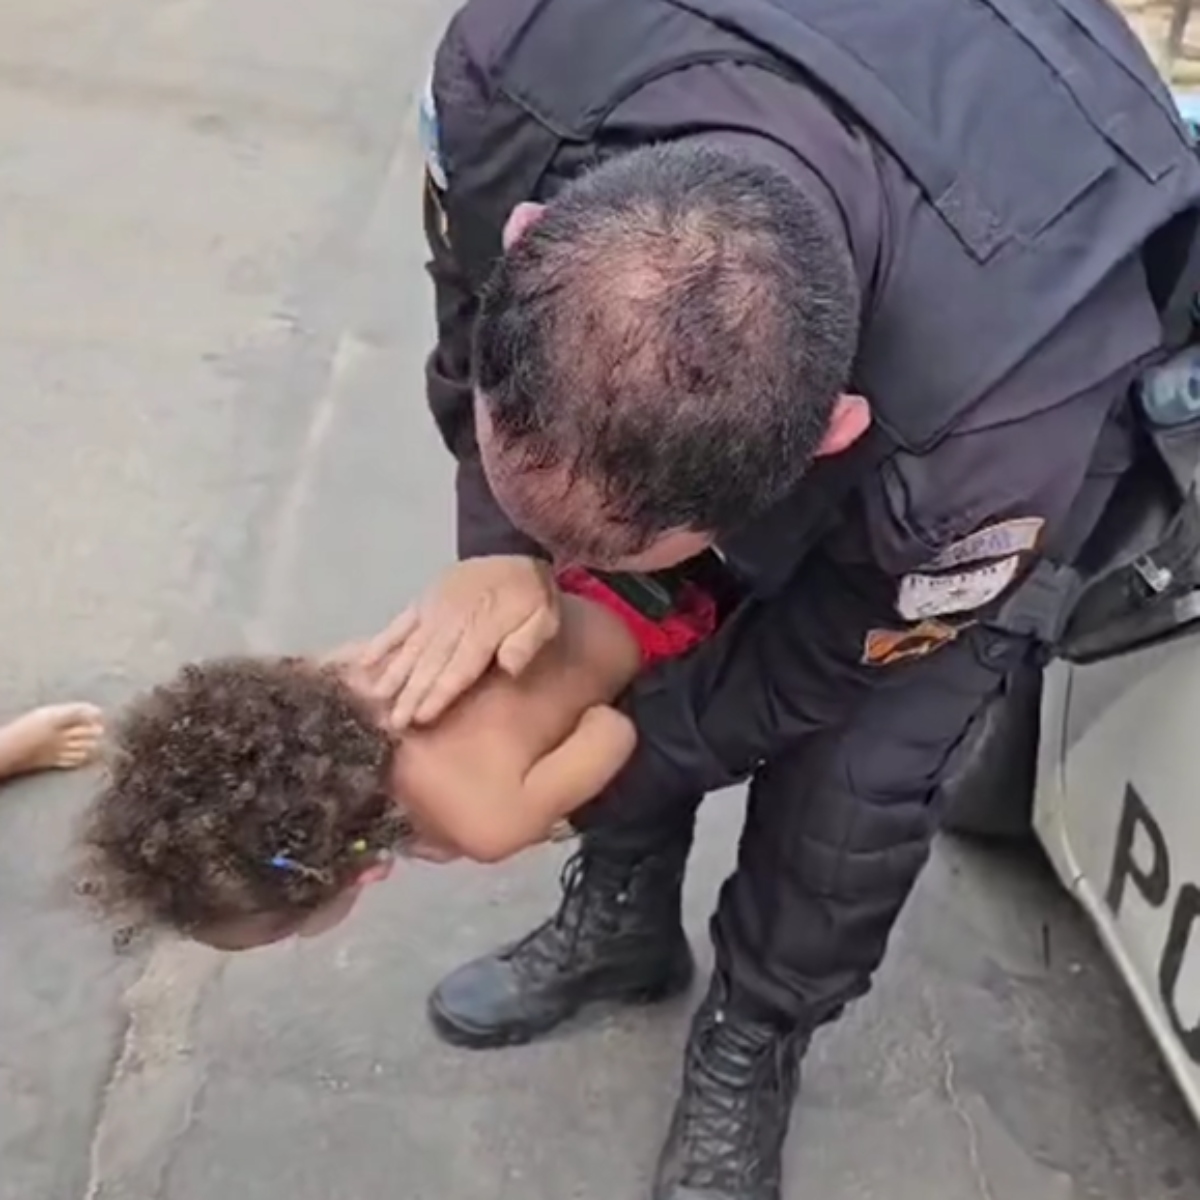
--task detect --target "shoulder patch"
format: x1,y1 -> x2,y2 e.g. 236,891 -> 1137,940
862,619 -> 964,667
418,74 -> 447,191
896,556 -> 1021,622
923,517 -> 1044,572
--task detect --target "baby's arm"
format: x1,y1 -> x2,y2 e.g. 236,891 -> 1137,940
520,706 -> 636,833
396,706 -> 636,864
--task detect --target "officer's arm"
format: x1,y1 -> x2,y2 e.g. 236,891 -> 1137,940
423,176 -> 546,562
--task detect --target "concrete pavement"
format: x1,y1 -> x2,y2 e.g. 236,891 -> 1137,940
1,2 -> 1199,1197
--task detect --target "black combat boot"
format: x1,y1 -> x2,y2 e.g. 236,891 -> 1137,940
653,977 -> 810,1200
428,837 -> 694,1048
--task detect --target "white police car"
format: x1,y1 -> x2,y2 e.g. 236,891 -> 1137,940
945,611 -> 1200,1126
941,90 -> 1200,1125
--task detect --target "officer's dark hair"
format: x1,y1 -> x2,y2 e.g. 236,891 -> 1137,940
474,141 -> 861,556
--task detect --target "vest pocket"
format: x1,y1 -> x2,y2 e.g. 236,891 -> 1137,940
979,0 -> 1187,186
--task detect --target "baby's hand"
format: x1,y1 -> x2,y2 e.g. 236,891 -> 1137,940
403,834 -> 462,864
395,809 -> 463,864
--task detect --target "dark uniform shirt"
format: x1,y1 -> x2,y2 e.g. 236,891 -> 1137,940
422,12 -> 1158,802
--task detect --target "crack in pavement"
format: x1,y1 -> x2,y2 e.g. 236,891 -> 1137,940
940,1040 -> 998,1200
83,941 -> 222,1200
923,985 -> 998,1200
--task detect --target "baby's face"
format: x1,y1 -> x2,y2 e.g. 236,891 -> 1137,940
194,852 -> 397,951
193,882 -> 370,952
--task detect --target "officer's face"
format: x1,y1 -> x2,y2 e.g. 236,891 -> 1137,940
476,390 -> 870,570
476,394 -> 716,569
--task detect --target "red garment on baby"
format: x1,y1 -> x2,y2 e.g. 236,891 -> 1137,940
556,567 -> 719,668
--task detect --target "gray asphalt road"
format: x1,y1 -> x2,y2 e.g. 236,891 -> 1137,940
1,3 -> 1199,1198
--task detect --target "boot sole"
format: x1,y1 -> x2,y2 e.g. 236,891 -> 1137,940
428,943 -> 695,1050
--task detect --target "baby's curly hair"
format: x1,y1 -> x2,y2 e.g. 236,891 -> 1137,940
78,655 -> 406,933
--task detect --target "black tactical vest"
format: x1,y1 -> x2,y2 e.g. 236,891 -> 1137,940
439,0 -> 1200,624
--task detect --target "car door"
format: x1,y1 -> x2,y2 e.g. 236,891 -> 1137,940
1049,634 -> 1200,1119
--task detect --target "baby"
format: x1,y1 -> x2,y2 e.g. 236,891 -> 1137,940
77,563 -> 731,952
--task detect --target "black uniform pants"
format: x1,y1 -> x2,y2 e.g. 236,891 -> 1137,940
585,624 -> 1028,1029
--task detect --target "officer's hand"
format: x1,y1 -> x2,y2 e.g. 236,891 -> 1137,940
363,556 -> 560,729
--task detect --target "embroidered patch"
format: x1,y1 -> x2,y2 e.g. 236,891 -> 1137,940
896,555 -> 1021,622
418,73 -> 447,190
862,619 -> 965,667
924,517 -> 1044,572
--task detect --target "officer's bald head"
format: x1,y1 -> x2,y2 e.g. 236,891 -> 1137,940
473,141 -> 862,567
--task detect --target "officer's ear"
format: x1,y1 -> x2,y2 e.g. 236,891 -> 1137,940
503,202 -> 547,250
815,394 -> 871,458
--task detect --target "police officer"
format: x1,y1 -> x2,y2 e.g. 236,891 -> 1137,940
368,0 -> 1200,1195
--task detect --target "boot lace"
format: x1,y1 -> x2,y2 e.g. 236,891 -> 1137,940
677,1009 -> 804,1192
500,847 -> 634,983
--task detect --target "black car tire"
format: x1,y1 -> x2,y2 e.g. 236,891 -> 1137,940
938,662 -> 1043,840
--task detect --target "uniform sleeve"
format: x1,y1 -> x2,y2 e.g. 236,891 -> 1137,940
422,177 -> 547,562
